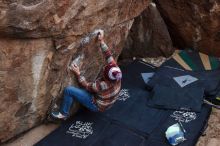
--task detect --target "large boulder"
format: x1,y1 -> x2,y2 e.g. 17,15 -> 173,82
0,38 -> 53,143
0,0 -> 148,38
0,0 -> 149,143
155,0 -> 220,56
121,3 -> 174,59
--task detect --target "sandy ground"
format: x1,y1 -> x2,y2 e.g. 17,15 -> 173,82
3,124 -> 58,146
3,58 -> 220,146
197,108 -> 220,146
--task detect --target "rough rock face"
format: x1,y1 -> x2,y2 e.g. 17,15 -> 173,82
121,3 -> 174,59
0,0 -> 148,38
155,0 -> 220,56
0,0 -> 149,143
0,38 -> 53,142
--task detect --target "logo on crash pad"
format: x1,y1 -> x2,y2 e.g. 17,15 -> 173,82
170,111 -> 197,123
117,89 -> 130,101
141,72 -> 155,84
173,75 -> 198,87
66,121 -> 93,139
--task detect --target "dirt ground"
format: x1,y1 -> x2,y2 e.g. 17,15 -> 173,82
3,124 -> 58,146
3,58 -> 220,146
197,108 -> 220,146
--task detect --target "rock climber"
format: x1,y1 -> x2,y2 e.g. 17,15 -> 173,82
51,30 -> 122,120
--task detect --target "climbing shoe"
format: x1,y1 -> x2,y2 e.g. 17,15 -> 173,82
204,96 -> 220,109
51,111 -> 67,120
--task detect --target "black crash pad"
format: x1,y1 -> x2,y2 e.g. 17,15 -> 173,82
35,60 -> 211,146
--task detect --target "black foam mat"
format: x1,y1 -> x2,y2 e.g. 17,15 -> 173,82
93,123 -> 146,146
35,60 -> 211,146
101,60 -> 165,134
147,84 -> 205,112
102,88 -> 167,134
144,104 -> 211,146
147,64 -> 220,111
35,110 -> 111,146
